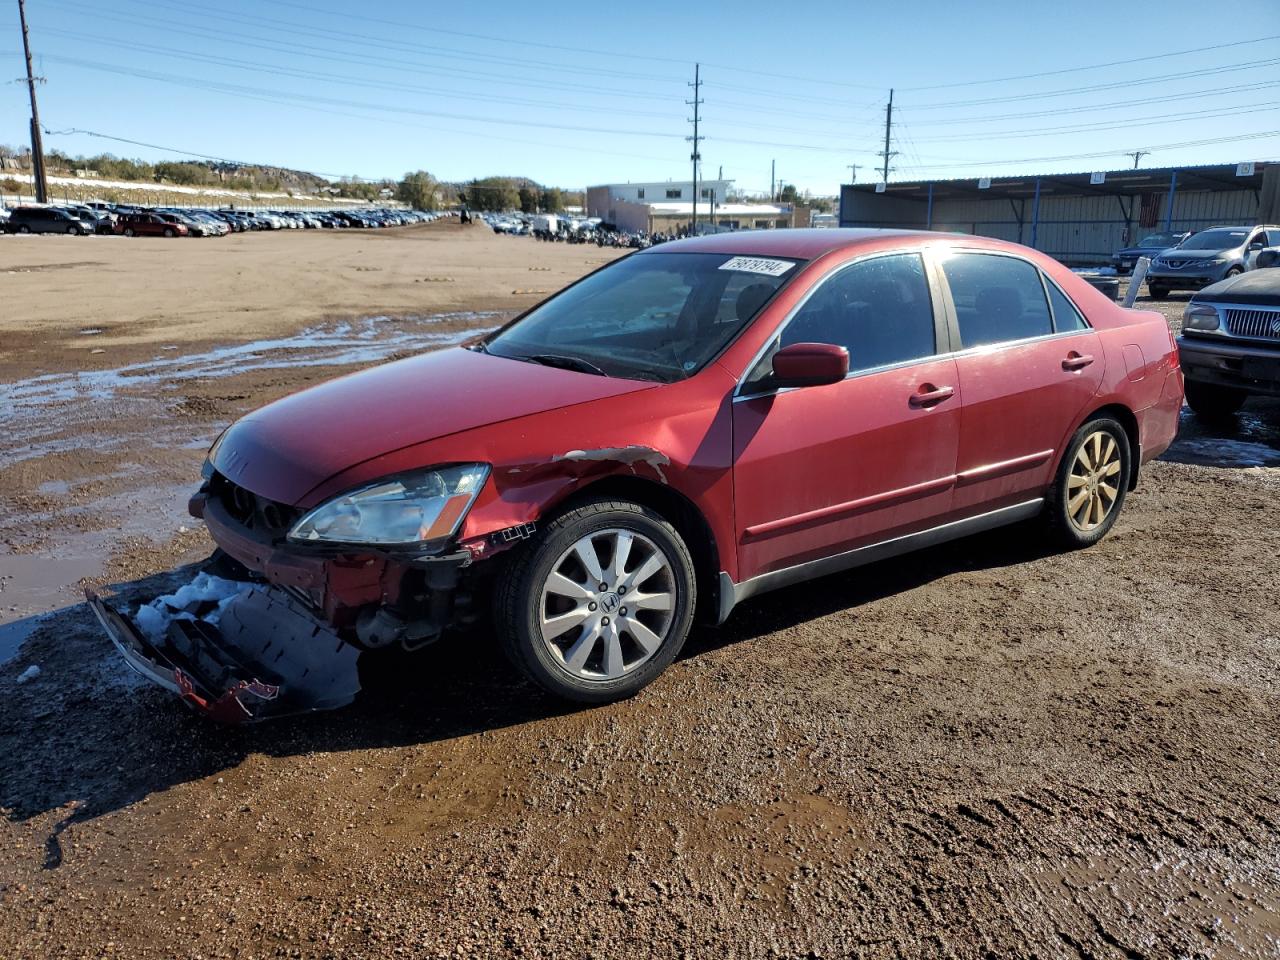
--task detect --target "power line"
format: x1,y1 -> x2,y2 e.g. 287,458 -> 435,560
43,0 -> 682,103
908,102 -> 1280,144
901,33 -> 1280,91
53,0 -> 886,115
41,55 -> 690,140
906,129 -> 1280,171
37,27 -> 884,143
905,57 -> 1280,109
900,80 -> 1280,127
38,27 -> 683,121
252,0 -> 886,89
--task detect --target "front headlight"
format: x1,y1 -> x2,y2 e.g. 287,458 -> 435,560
289,464 -> 489,547
1182,303 -> 1220,332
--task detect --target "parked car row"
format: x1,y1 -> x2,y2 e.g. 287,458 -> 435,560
480,212 -> 673,249
1145,225 -> 1280,298
1106,224 -> 1280,299
1,202 -> 444,237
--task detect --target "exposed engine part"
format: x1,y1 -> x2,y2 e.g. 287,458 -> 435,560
354,556 -> 466,650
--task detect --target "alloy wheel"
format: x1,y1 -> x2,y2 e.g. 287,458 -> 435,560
1067,431 -> 1122,532
538,528 -> 675,682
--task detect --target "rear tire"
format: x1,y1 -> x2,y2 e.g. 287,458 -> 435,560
17,224 -> 29,234
124,228 -> 135,237
494,498 -> 696,704
1045,416 -> 1131,549
1184,379 -> 1247,419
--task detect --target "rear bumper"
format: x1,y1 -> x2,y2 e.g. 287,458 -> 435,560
1178,336 -> 1280,397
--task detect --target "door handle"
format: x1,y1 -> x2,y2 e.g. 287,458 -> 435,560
909,384 -> 955,407
1062,352 -> 1095,371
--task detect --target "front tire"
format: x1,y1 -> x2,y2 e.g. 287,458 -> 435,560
1148,282 -> 1169,299
163,227 -> 175,237
494,498 -> 696,703
1045,417 -> 1131,549
1184,379 -> 1247,419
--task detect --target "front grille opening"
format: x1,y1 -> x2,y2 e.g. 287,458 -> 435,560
209,472 -> 302,539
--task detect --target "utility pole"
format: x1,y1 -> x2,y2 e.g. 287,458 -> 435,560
17,0 -> 48,203
770,159 -> 775,201
686,63 -> 703,235
847,164 -> 861,184
1128,150 -> 1150,169
878,88 -> 897,187
713,163 -> 721,227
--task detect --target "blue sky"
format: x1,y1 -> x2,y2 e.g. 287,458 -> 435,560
2,0 -> 1277,195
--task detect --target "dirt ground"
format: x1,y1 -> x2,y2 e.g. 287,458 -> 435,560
3,223 -> 1280,959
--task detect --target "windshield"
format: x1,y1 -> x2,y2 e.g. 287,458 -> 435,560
483,252 -> 801,383
1137,232 -> 1180,247
1179,228 -> 1248,250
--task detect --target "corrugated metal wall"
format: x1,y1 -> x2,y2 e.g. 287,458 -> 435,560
841,186 -> 1262,264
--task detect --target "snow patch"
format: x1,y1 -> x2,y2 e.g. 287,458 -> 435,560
134,573 -> 252,645
16,664 -> 40,684
1173,438 -> 1280,468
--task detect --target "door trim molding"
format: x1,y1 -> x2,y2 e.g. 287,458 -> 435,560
742,474 -> 958,541
956,449 -> 1054,486
718,498 -> 1045,623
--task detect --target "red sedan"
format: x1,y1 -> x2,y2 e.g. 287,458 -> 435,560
95,229 -> 1183,718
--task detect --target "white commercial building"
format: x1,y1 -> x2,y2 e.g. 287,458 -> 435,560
585,179 -> 795,234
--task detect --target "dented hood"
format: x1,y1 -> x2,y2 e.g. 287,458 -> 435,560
211,347 -> 656,505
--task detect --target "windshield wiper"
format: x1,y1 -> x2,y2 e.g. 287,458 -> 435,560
519,353 -> 610,377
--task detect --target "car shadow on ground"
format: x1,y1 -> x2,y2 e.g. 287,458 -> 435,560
3,518 -> 1063,853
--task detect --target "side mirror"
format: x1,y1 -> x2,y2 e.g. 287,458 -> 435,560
771,342 -> 849,388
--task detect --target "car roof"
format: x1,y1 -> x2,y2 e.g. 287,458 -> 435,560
635,227 -> 951,260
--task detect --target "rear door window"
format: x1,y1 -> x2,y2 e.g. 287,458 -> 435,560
941,253 -> 1054,348
1043,277 -> 1089,332
775,253 -> 937,374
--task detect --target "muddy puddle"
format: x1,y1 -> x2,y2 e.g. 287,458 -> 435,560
1163,401 -> 1280,469
0,478 -> 204,664
0,311 -> 504,464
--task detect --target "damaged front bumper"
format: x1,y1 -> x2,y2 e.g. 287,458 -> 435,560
87,583 -> 362,723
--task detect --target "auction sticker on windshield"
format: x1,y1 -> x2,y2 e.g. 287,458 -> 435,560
719,256 -> 795,277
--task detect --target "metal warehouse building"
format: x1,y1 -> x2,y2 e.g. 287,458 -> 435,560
839,162 -> 1280,266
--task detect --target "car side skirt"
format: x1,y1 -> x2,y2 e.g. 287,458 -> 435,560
716,498 -> 1045,624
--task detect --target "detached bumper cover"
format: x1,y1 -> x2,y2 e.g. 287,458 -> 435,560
87,584 -> 361,723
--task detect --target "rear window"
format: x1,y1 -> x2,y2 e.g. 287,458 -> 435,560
940,252 -> 1053,348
